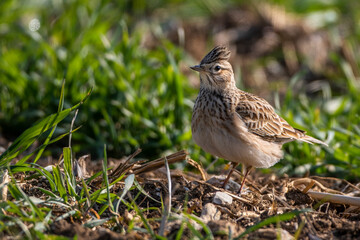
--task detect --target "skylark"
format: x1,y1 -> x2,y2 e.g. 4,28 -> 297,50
191,46 -> 328,193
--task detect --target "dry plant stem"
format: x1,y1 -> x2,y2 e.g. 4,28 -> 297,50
311,176 -> 360,192
341,40 -> 360,78
292,178 -> 343,194
132,150 -> 188,175
109,148 -> 142,179
106,150 -> 188,186
1,169 -> 9,201
68,109 -> 79,176
89,208 -> 100,219
307,191 -> 360,207
216,205 -> 238,218
187,158 -> 208,181
292,178 -> 360,207
69,109 -> 79,148
302,180 -> 316,194
159,156 -> 172,237
164,156 -> 172,214
344,206 -> 360,213
205,157 -> 219,171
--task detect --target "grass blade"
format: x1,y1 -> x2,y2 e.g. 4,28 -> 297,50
235,209 -> 312,239
55,210 -> 78,221
115,174 -> 135,213
0,88 -> 91,166
83,218 -> 109,228
33,78 -> 64,164
184,213 -> 214,239
63,147 -> 77,197
36,187 -> 59,198
133,179 -> 161,204
81,178 -> 91,210
18,126 -> 81,166
52,166 -> 67,202
102,144 -> 113,212
132,201 -> 156,238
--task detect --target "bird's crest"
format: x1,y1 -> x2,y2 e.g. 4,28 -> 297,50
200,46 -> 231,65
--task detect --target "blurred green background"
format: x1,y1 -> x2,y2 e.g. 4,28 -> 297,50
0,0 -> 359,180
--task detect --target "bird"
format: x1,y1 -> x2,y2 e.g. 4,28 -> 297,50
190,46 -> 328,194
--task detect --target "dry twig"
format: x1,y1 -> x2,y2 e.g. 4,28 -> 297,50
132,150 -> 188,175
109,148 -> 142,180
0,169 -> 9,201
291,178 -> 360,207
187,158 -> 208,181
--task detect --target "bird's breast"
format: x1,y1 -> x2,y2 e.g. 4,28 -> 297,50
191,95 -> 232,157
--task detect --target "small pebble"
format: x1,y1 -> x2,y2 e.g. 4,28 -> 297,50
44,165 -> 55,172
200,203 -> 221,222
213,191 -> 233,205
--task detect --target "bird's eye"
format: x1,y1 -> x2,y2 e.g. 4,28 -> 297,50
214,65 -> 221,72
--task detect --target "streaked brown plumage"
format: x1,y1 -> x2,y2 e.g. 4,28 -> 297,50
191,46 -> 328,193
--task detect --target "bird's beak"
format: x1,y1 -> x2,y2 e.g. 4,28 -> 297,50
190,65 -> 204,72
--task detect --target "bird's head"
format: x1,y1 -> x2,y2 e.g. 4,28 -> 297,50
190,46 -> 235,90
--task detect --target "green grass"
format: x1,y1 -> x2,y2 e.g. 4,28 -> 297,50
278,69 -> 360,180
1,0 -> 359,179
0,0 -> 195,159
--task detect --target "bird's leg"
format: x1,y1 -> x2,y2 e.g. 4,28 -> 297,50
222,162 -> 239,188
238,166 -> 253,194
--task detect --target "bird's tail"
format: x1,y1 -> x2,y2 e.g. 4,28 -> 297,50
293,128 -> 328,146
298,135 -> 328,147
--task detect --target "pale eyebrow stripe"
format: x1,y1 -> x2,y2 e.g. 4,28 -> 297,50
214,65 -> 231,72
221,66 -> 231,71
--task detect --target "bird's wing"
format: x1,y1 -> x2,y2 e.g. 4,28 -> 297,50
235,92 -> 302,142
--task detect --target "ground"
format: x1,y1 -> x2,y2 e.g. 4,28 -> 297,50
11,151 -> 360,239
